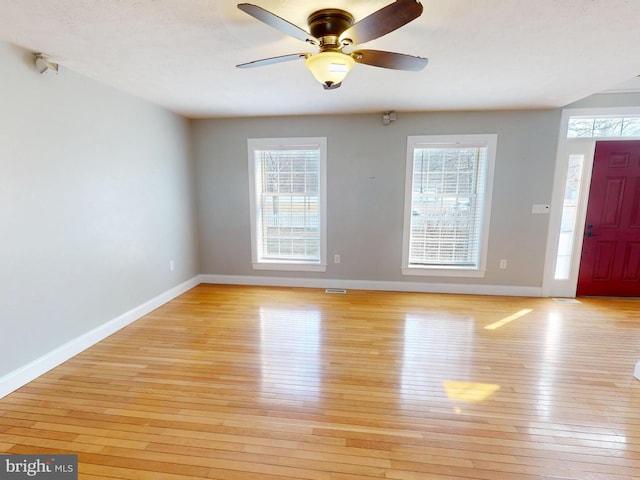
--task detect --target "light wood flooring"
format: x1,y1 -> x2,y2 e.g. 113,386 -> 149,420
2,284 -> 640,479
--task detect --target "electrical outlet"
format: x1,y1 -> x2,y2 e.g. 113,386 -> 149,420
334,254 -> 341,264
169,260 -> 175,272
499,259 -> 507,269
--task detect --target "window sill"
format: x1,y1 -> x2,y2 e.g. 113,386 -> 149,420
402,267 -> 486,278
253,262 -> 327,273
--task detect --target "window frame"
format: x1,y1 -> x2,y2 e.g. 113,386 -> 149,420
247,137 -> 327,272
401,134 -> 497,277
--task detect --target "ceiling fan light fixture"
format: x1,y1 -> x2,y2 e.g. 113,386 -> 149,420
305,51 -> 355,88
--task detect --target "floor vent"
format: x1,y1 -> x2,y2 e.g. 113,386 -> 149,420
552,298 -> 581,304
325,288 -> 347,294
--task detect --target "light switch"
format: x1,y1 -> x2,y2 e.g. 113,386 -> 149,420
532,204 -> 550,214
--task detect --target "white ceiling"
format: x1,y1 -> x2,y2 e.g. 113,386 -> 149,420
1,0 -> 639,118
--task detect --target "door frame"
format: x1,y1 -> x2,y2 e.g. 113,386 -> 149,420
542,107 -> 640,298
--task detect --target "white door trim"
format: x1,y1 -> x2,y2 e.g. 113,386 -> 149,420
542,107 -> 640,297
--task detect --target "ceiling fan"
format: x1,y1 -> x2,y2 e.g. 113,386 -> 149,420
236,0 -> 429,90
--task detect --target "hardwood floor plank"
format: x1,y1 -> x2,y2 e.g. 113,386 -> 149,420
2,285 -> 640,479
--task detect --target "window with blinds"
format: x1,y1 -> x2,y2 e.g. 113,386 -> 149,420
402,134 -> 496,277
248,137 -> 327,271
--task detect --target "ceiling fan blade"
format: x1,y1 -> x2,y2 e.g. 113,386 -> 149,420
238,3 -> 317,44
339,0 -> 423,46
236,53 -> 308,69
352,50 -> 428,71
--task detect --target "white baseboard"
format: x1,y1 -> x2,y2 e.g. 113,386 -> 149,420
199,274 -> 542,297
0,274 -> 541,399
0,276 -> 200,399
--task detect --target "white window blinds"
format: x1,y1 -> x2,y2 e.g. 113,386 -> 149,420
403,135 -> 496,276
248,138 -> 327,270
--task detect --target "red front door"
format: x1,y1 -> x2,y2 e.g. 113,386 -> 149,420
577,140 -> 640,296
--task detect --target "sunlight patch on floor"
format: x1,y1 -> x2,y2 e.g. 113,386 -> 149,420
484,308 -> 533,330
443,381 -> 501,402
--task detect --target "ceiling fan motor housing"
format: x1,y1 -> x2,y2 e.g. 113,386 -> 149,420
307,9 -> 354,50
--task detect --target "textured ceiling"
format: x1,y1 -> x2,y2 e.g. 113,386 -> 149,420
0,0 -> 639,118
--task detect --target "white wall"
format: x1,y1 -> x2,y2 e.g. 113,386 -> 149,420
193,109 -> 561,294
0,41 -> 199,380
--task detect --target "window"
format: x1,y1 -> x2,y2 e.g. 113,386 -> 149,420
554,154 -> 585,280
402,134 -> 497,277
567,115 -> 640,138
248,137 -> 327,271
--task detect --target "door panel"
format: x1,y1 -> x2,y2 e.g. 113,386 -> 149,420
577,140 -> 640,296
622,242 -> 640,282
592,241 -> 615,281
600,176 -> 624,227
631,177 -> 640,227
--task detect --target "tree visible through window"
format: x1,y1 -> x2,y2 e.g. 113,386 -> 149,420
403,135 -> 496,276
567,116 -> 640,138
248,138 -> 327,271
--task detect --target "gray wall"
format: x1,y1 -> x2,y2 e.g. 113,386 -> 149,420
0,42 -> 199,378
193,109 -> 561,288
567,92 -> 640,109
